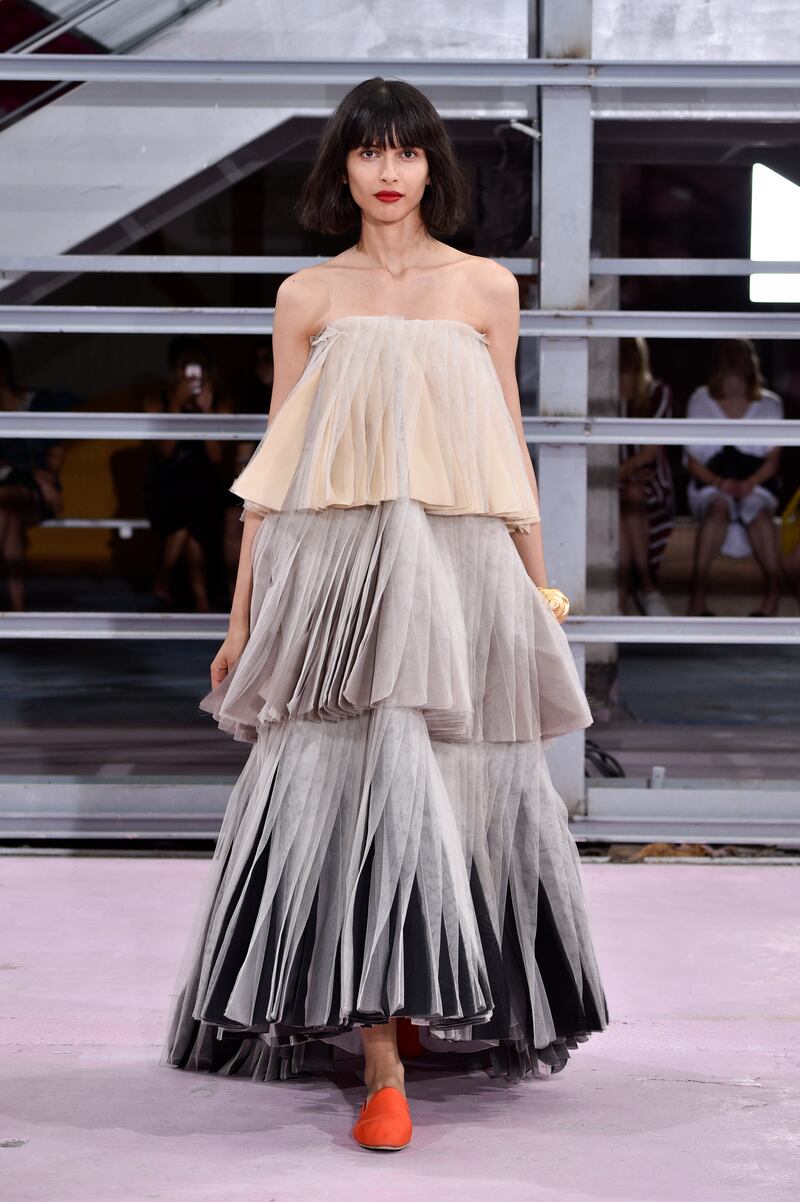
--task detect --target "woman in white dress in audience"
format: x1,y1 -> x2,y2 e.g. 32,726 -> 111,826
683,339 -> 783,617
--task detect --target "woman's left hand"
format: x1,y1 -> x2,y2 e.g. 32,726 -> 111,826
193,383 -> 215,413
33,470 -> 63,516
538,586 -> 570,624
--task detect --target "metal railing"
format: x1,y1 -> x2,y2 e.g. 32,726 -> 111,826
3,407 -> 798,446
1,55 -> 797,654
4,255 -> 800,277
1,55 -> 799,88
3,303 -> 800,339
0,610 -> 796,644
2,49 -> 800,826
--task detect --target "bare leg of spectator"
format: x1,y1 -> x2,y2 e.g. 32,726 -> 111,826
153,528 -> 189,607
744,508 -> 782,616
184,533 -> 211,612
617,496 -> 633,613
687,494 -> 730,615
620,480 -> 658,602
0,484 -> 35,612
783,543 -> 800,604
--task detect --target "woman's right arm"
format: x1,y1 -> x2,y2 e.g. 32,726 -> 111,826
684,389 -> 726,489
621,381 -> 671,480
686,455 -> 724,488
210,512 -> 264,689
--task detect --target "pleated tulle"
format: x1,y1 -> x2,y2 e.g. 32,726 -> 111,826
228,316 -> 541,534
198,498 -> 591,746
160,317 -> 609,1086
161,705 -> 607,1083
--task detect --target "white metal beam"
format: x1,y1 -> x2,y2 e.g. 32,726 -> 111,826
592,258 -> 800,276
4,305 -> 799,337
1,55 -> 799,89
0,612 -> 796,643
4,411 -> 798,445
4,254 -> 800,276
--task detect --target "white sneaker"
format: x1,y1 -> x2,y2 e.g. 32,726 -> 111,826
639,589 -> 671,617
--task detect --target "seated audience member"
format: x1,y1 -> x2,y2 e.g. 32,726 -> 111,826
617,336 -> 676,616
0,338 -> 72,611
144,337 -> 231,613
683,339 -> 783,616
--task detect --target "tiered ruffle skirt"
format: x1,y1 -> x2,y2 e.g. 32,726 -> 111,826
160,494 -> 609,1083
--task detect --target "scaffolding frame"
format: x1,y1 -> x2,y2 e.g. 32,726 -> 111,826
1,54 -> 799,88
1,19 -> 799,840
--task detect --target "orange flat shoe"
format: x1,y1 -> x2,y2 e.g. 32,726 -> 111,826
395,1017 -> 424,1060
352,1086 -> 412,1151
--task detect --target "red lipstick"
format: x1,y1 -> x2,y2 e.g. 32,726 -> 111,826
374,190 -> 403,202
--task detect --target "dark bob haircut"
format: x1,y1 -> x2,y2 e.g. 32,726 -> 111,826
295,76 -> 470,237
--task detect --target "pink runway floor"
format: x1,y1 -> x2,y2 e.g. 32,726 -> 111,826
2,854 -> 798,1202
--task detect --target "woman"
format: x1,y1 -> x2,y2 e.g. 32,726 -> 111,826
144,337 -> 230,612
618,336 -> 675,616
683,339 -> 783,616
0,338 -> 67,612
161,77 -> 609,1152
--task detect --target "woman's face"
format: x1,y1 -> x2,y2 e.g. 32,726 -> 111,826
344,142 -> 430,226
718,369 -> 747,396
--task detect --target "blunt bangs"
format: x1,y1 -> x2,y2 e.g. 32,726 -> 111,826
295,76 -> 470,238
340,92 -> 435,157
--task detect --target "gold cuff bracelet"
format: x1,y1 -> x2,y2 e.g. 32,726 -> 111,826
538,586 -> 570,621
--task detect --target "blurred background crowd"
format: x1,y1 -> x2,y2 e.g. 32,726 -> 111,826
0,333 -> 273,613
1,329 -> 798,617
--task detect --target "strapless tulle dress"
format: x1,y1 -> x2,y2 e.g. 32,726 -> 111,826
160,314 -> 609,1083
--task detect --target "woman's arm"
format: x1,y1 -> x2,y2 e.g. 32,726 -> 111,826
226,516 -> 263,637
619,446 -> 657,480
741,444 -> 781,494
198,382 -> 225,464
481,262 -> 548,587
619,382 -> 670,480
142,389 -> 175,459
741,396 -> 783,495
686,453 -> 724,488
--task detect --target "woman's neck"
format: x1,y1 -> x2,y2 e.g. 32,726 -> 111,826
354,218 -> 436,276
714,389 -> 752,416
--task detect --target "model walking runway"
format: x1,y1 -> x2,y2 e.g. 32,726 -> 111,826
160,315 -> 609,1088
161,72 -> 610,1150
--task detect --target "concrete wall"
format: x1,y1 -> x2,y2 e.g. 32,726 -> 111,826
594,0 -> 800,60
4,0 -> 796,272
0,0 -> 525,267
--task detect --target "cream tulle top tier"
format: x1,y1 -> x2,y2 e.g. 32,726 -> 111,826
230,314 -> 541,534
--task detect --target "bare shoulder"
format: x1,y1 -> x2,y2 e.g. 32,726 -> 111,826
268,266 -> 333,410
274,265 -> 331,335
457,256 -> 519,342
686,386 -> 711,413
456,255 -> 519,327
468,255 -> 519,302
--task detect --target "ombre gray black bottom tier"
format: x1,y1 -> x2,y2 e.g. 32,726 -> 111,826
160,499 -> 609,1083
